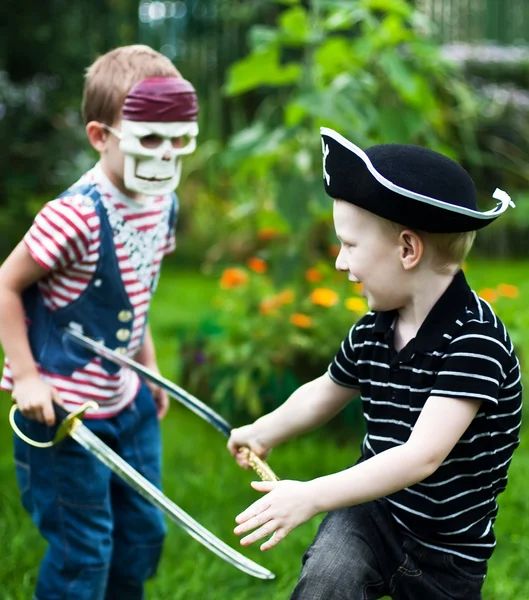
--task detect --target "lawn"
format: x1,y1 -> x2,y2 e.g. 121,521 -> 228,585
0,260 -> 528,599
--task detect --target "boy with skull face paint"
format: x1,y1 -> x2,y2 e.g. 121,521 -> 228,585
0,45 -> 198,599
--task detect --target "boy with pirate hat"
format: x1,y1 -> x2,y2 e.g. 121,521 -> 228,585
0,45 -> 198,598
228,127 -> 521,599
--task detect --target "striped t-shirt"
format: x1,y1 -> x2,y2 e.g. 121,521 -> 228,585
1,163 -> 176,418
329,270 -> 522,562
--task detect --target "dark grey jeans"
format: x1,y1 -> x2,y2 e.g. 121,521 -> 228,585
290,499 -> 487,600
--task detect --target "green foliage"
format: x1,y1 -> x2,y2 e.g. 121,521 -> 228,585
225,0 -> 480,149
180,259 -> 363,422
218,0 -> 483,273
227,46 -> 302,95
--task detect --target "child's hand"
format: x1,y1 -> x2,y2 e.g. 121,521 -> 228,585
227,425 -> 270,469
147,380 -> 169,420
140,363 -> 169,420
12,375 -> 63,426
234,480 -> 318,551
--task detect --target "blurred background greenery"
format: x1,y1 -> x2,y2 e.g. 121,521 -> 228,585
1,1 -> 529,598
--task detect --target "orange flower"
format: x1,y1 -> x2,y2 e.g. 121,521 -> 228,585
258,228 -> 278,241
497,283 -> 519,299
259,298 -> 276,315
276,290 -> 295,305
310,288 -> 339,307
328,244 -> 340,257
478,288 -> 497,303
345,297 -> 368,313
247,257 -> 267,274
290,313 -> 312,328
259,290 -> 295,315
305,268 -> 323,283
220,268 -> 248,289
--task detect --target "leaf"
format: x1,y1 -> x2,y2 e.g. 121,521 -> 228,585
279,6 -> 310,45
378,51 -> 418,96
222,121 -> 270,166
224,47 -> 302,96
291,86 -> 371,139
322,6 -> 369,32
315,37 -> 358,80
223,123 -> 291,172
376,14 -> 414,46
285,101 -> 308,127
249,25 -> 280,52
361,0 -> 411,18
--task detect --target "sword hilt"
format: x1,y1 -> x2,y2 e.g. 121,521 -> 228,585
9,401 -> 98,448
240,448 -> 279,482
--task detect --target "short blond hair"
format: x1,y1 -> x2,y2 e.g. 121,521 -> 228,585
377,217 -> 476,274
82,45 -> 181,125
420,229 -> 476,273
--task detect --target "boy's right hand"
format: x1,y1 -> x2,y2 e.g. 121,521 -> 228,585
228,425 -> 271,469
12,376 -> 63,426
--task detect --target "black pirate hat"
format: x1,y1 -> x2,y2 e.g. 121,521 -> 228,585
321,127 -> 514,233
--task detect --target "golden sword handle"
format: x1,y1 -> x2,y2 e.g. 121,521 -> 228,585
240,447 -> 280,482
9,401 -> 98,448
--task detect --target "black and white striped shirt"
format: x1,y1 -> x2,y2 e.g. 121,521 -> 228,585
329,270 -> 522,562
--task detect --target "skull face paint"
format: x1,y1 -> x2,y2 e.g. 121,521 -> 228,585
117,77 -> 199,196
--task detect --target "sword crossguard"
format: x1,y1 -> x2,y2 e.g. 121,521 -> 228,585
9,401 -> 98,448
241,448 -> 280,482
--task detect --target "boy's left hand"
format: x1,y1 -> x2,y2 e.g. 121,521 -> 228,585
149,382 -> 169,420
234,480 -> 318,551
141,363 -> 169,419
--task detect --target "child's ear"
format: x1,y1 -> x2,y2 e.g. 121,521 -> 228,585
399,230 -> 423,270
86,122 -> 109,152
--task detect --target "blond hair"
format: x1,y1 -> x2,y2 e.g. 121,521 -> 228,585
82,45 -> 181,125
377,217 -> 476,274
420,229 -> 476,273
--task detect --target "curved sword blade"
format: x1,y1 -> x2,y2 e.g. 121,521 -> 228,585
64,329 -> 231,437
64,329 -> 280,482
69,422 -> 275,580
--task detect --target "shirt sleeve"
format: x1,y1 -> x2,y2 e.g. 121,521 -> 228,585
430,323 -> 512,406
23,196 -> 97,271
328,320 -> 363,388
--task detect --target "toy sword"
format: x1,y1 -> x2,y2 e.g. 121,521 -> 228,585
9,401 -> 275,580
64,328 -> 279,482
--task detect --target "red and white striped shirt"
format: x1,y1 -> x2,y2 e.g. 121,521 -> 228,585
1,163 -> 176,418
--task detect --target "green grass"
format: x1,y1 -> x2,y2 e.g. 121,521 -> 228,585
0,261 -> 528,599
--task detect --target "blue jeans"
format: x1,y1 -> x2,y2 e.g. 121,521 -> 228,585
13,383 -> 167,600
291,499 -> 487,600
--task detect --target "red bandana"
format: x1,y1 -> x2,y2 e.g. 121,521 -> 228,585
122,77 -> 198,122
